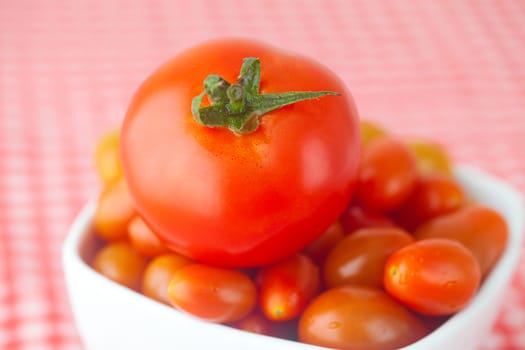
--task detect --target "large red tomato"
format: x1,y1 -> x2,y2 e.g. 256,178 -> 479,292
120,39 -> 360,267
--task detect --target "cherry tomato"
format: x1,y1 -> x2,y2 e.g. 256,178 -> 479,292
406,138 -> 452,175
94,129 -> 123,185
128,215 -> 171,257
298,285 -> 428,350
257,253 -> 320,322
168,264 -> 257,323
120,38 -> 361,267
339,205 -> 395,235
355,136 -> 418,212
390,174 -> 466,231
360,120 -> 386,148
302,221 -> 344,265
91,241 -> 148,291
93,179 -> 136,242
323,227 -> 413,288
230,311 -> 274,336
414,205 -> 508,277
384,238 -> 481,316
141,253 -> 192,304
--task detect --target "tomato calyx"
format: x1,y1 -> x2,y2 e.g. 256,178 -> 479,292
191,57 -> 340,134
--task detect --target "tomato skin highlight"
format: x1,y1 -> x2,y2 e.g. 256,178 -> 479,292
168,264 -> 257,323
257,253 -> 320,322
414,205 -> 508,277
298,285 -> 428,350
120,38 -> 360,267
384,238 -> 481,316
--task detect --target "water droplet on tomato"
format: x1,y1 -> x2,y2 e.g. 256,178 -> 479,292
444,281 -> 457,288
328,321 -> 341,329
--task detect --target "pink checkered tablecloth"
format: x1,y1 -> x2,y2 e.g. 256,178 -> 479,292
1,0 -> 524,349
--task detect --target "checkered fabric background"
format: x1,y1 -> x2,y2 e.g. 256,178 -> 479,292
1,0 -> 524,349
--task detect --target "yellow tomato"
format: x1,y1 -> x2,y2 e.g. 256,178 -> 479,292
360,120 -> 387,148
94,129 -> 123,185
406,138 -> 452,175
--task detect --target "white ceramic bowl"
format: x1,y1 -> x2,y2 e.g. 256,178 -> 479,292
63,165 -> 524,350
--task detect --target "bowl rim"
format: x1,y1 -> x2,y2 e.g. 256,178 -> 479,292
62,164 -> 525,349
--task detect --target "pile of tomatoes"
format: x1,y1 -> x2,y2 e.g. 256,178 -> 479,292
90,119 -> 508,350
87,38 -> 508,350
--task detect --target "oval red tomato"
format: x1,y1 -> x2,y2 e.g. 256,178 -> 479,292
355,136 -> 418,212
390,174 -> 466,231
167,264 -> 257,323
384,238 -> 481,316
257,253 -> 320,322
93,179 -> 136,242
127,215 -> 171,257
91,241 -> 148,291
414,205 -> 508,277
120,38 -> 361,267
323,227 -> 414,288
298,285 -> 428,350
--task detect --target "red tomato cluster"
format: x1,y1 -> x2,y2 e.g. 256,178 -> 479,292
90,118 -> 508,350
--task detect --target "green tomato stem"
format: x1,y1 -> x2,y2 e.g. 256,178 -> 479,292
191,57 -> 340,134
